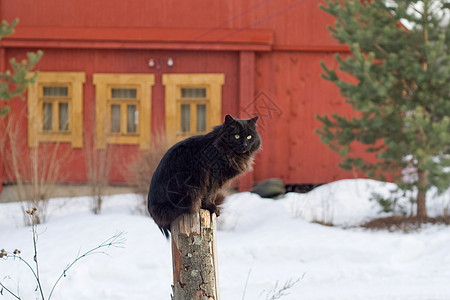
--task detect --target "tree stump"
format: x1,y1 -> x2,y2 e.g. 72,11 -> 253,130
171,209 -> 220,300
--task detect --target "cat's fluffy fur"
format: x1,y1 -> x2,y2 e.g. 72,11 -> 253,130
147,115 -> 261,238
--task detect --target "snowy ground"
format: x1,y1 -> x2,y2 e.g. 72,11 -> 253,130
1,179 -> 450,300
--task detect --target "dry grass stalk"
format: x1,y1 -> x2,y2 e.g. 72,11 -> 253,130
128,131 -> 167,214
0,108 -> 70,224
84,121 -> 113,214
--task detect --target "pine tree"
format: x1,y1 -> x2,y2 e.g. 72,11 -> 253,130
317,0 -> 450,218
0,19 -> 42,117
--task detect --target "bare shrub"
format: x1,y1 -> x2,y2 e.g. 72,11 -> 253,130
259,277 -> 302,300
290,185 -> 335,226
0,114 -> 69,225
128,132 -> 167,214
84,137 -> 112,215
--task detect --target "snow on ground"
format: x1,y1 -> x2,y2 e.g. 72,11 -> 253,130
1,179 -> 450,300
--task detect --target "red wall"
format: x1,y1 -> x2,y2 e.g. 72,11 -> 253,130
2,48 -> 240,184
253,51 -> 364,184
0,0 -> 365,188
2,0 -> 340,48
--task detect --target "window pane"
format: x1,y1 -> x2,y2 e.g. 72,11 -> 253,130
127,105 -> 137,133
110,104 -> 121,133
181,88 -> 206,99
181,104 -> 190,133
43,102 -> 53,131
111,88 -> 137,99
43,86 -> 68,97
59,102 -> 69,131
197,104 -> 206,132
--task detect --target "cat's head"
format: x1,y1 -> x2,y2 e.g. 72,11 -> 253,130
217,115 -> 261,154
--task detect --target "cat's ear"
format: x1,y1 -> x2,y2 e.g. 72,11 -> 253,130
224,115 -> 235,124
248,116 -> 259,126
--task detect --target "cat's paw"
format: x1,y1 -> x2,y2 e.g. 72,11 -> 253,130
205,205 -> 220,217
214,207 -> 221,217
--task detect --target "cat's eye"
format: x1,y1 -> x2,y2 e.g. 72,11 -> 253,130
235,134 -> 240,139
247,135 -> 252,140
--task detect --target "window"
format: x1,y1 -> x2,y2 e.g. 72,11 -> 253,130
42,86 -> 70,132
178,87 -> 208,135
108,87 -> 139,135
27,72 -> 85,148
93,74 -> 154,149
163,74 -> 224,145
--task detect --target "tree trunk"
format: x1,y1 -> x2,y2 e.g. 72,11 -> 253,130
171,209 -> 220,300
416,0 -> 429,219
416,169 -> 428,218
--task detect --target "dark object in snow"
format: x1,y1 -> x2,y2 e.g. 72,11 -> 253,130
147,115 -> 261,238
362,215 -> 450,232
285,183 -> 322,193
252,178 -> 285,198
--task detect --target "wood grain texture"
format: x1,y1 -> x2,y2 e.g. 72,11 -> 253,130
171,209 -> 220,300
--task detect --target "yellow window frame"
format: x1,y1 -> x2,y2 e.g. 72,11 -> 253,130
163,74 -> 225,146
93,74 -> 154,149
28,72 -> 85,148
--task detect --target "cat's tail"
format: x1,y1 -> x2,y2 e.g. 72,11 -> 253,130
149,202 -> 187,239
159,226 -> 171,239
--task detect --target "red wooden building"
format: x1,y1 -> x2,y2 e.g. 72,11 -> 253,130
0,0 -> 362,193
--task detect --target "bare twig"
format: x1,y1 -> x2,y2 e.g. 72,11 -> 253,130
0,114 -> 70,225
1,248 -> 40,300
47,231 -> 126,300
0,211 -> 126,300
241,268 -> 252,300
128,130 -> 167,214
30,214 -> 45,300
259,276 -> 303,300
0,276 -> 22,300
84,112 -> 114,215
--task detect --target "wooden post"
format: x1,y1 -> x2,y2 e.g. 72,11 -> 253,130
171,209 -> 220,300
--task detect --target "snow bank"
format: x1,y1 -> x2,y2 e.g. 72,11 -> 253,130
1,179 -> 450,300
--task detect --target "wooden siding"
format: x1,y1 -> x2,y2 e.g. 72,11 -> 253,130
0,0 -> 365,189
253,51 -> 363,184
1,48 -> 240,184
2,0 -> 339,48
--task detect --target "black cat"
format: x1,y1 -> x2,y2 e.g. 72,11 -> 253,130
147,115 -> 261,238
